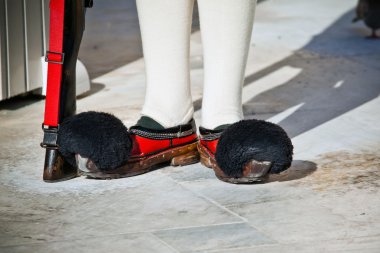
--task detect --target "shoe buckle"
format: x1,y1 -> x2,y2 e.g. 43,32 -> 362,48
45,51 -> 65,65
40,124 -> 59,149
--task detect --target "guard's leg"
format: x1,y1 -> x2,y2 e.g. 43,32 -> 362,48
42,0 -> 89,182
196,0 -> 293,183
136,0 -> 195,128
197,0 -> 256,129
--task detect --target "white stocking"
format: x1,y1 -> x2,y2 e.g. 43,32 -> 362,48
198,0 -> 256,129
136,0 -> 195,127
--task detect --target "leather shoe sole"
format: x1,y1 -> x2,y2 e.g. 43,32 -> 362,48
197,143 -> 271,184
78,142 -> 199,179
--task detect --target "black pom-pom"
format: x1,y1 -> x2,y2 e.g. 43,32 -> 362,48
215,119 -> 293,177
58,111 -> 132,171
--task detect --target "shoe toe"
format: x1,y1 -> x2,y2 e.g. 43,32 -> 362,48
215,119 -> 293,178
58,111 -> 132,171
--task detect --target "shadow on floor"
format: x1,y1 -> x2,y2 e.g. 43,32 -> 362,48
267,160 -> 317,183
80,0 -> 267,79
77,82 -> 106,99
195,8 -> 380,139
0,81 -> 105,111
0,0 -> 267,111
79,0 -> 201,79
0,92 -> 43,111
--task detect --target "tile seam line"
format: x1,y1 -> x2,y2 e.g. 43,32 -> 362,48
0,222 -> 248,248
201,233 -> 380,252
203,242 -> 279,253
151,221 -> 247,232
167,177 -> 249,223
150,233 -> 181,253
171,179 -> 284,242
204,234 -> 380,253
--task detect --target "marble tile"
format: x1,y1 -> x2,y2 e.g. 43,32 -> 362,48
180,177 -> 309,208
208,235 -> 380,253
228,198 -> 353,243
159,163 -> 216,182
0,174 -> 242,245
154,223 -> 274,253
1,0 -> 379,252
0,233 -> 177,253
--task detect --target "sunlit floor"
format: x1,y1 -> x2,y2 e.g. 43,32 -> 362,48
1,0 -> 379,252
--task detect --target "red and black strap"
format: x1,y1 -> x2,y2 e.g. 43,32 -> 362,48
44,0 -> 65,128
41,0 -> 66,148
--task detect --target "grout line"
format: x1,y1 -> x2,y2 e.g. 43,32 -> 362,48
150,221 -> 247,233
167,176 -> 249,223
163,177 -> 280,243
244,223 -> 280,245
203,242 -> 278,253
150,233 -> 181,253
0,223 -> 246,249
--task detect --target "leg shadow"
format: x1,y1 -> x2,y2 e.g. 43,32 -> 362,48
77,82 -> 106,99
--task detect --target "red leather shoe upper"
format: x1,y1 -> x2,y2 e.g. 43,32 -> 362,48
199,139 -> 219,157
129,119 -> 198,158
198,126 -> 225,158
131,133 -> 197,157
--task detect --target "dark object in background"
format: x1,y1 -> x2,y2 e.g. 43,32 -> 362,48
353,0 -> 380,38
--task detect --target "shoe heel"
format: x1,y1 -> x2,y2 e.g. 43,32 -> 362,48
171,150 -> 200,166
200,154 -> 213,168
197,144 -> 213,169
43,148 -> 78,182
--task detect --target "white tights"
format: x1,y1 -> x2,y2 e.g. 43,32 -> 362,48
136,0 -> 256,129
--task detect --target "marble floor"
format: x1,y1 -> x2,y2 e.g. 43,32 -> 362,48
0,0 -> 379,252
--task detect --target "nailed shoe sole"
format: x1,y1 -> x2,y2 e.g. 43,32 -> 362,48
197,143 -> 270,184
81,142 -> 200,179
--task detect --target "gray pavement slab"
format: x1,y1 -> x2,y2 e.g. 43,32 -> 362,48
0,233 -> 178,253
208,236 -> 380,253
153,223 -> 274,252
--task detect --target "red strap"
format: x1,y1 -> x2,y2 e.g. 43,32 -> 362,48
43,0 -> 65,127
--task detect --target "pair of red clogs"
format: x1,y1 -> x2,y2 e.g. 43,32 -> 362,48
55,111 -> 293,183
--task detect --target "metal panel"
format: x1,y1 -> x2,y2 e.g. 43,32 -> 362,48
25,0 -> 44,90
0,0 -> 7,100
43,0 -> 49,49
7,0 -> 27,97
0,0 -> 89,101
0,24 -> 2,100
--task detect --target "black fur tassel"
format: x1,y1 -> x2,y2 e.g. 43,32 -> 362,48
57,111 -> 132,171
215,119 -> 293,177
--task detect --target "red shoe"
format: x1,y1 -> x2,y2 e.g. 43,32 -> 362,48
198,120 -> 292,184
197,126 -> 223,170
198,126 -> 262,184
82,119 -> 200,179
